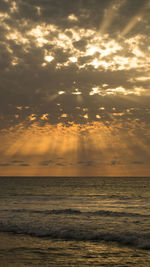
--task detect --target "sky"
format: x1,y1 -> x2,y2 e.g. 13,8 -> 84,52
0,0 -> 150,176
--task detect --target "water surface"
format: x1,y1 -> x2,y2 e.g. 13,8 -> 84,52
0,177 -> 150,266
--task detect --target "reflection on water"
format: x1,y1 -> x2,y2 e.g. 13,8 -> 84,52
0,232 -> 150,267
0,177 -> 150,266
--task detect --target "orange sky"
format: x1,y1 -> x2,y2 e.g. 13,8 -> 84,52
0,121 -> 150,176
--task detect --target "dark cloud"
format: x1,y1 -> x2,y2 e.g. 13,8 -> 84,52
110,160 -> 145,166
111,160 -> 119,166
10,160 -> 24,164
39,160 -> 53,166
119,0 -> 148,17
0,160 -> 30,167
77,160 -> 94,166
131,161 -> 144,165
55,162 -> 66,166
19,163 -> 30,166
0,163 -> 10,167
0,0 -> 150,131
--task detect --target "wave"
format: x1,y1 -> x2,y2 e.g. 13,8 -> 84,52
0,208 -> 81,215
0,221 -> 150,250
1,208 -> 150,218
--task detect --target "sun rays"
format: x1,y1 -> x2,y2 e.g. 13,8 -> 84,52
99,0 -> 125,34
0,0 -> 150,176
0,117 -> 150,176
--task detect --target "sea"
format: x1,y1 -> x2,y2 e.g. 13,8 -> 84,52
0,177 -> 150,266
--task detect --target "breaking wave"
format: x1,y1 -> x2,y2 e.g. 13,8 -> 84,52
0,220 -> 150,250
1,208 -> 150,249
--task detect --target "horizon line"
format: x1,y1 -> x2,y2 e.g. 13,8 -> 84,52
0,176 -> 150,178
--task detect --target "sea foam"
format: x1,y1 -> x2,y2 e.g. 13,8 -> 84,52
0,208 -> 150,250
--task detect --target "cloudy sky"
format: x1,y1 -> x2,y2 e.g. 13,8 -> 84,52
0,0 -> 150,176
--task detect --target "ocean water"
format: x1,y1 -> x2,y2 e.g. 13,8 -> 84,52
0,177 -> 150,266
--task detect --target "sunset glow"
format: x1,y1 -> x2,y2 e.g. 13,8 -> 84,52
0,0 -> 150,176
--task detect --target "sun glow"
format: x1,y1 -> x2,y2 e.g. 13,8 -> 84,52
0,0 -> 150,177
0,115 -> 150,175
68,14 -> 78,21
45,55 -> 54,62
69,57 -> 77,63
89,87 -> 100,95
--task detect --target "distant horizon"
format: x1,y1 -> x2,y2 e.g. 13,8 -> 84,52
0,175 -> 150,178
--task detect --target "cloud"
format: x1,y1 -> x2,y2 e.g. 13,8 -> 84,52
39,160 -> 53,166
111,160 -> 119,166
0,0 -> 150,176
130,161 -> 144,165
0,163 -> 10,167
19,163 -> 30,166
0,6 -> 150,130
110,160 -> 145,166
77,160 -> 94,166
10,160 -> 24,164
55,162 -> 66,166
0,160 -> 31,167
